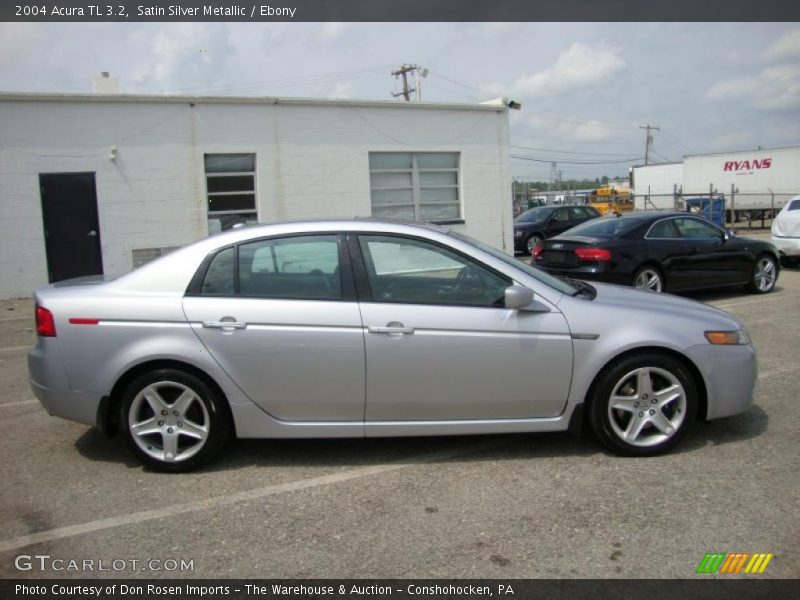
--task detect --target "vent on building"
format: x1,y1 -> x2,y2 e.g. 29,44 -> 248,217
131,247 -> 179,269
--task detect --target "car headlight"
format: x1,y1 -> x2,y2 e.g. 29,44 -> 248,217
705,329 -> 750,345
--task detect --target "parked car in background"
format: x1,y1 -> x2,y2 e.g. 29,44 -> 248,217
30,220 -> 757,471
771,194 -> 800,267
514,205 -> 601,255
533,211 -> 780,294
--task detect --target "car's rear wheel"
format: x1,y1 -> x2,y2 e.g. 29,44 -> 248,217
120,368 -> 230,472
590,353 -> 696,456
633,265 -> 664,292
747,254 -> 778,293
525,234 -> 542,255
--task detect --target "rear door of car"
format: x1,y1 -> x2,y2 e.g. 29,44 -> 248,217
350,232 -> 573,422
182,233 -> 366,422
643,217 -> 694,290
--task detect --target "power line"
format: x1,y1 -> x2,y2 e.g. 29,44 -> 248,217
511,144 -> 638,157
512,154 -> 644,165
134,65 -> 394,95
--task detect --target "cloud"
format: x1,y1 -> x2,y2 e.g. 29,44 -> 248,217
707,62 -> 800,111
486,43 -> 625,98
571,120 -> 612,141
763,28 -> 800,61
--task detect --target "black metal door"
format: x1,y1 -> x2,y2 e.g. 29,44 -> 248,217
39,173 -> 103,283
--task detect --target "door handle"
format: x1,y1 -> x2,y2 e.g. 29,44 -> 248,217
368,324 -> 414,335
203,320 -> 247,330
87,230 -> 97,237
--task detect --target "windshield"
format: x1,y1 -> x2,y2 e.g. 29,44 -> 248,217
566,215 -> 645,237
448,231 -> 577,296
514,207 -> 552,223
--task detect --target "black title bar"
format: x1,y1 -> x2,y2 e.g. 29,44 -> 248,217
3,579 -> 800,600
3,0 -> 800,22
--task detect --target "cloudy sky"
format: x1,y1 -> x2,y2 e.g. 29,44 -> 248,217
1,22 -> 798,180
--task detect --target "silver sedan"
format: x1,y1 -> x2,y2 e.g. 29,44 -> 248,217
28,220 -> 757,471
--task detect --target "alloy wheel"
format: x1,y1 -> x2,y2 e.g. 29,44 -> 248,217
128,381 -> 210,463
634,268 -> 663,292
754,257 -> 777,292
606,367 -> 687,447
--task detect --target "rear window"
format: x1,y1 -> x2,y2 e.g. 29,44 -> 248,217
566,216 -> 644,237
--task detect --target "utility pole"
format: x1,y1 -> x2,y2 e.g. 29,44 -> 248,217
391,64 -> 418,101
639,124 -> 660,165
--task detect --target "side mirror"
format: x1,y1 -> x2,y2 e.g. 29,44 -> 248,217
723,228 -> 735,241
505,285 -> 534,310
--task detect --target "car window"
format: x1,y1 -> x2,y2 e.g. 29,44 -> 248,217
674,218 -> 721,239
787,199 -> 800,211
552,208 -> 570,222
358,235 -> 510,307
200,247 -> 235,295
514,207 -> 550,223
569,207 -> 592,219
238,235 -> 342,299
647,219 -> 680,239
566,216 -> 643,237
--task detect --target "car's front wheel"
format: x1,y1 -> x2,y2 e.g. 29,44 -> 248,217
747,254 -> 778,293
590,353 -> 697,456
120,368 -> 231,472
633,265 -> 664,292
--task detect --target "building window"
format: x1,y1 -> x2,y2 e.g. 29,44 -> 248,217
204,153 -> 257,233
369,152 -> 461,221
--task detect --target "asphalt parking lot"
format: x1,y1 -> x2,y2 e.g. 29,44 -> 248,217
1,237 -> 798,580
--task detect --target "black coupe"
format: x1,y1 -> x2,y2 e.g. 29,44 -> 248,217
532,211 -> 780,294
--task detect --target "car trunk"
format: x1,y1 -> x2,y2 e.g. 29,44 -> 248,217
536,235 -> 607,269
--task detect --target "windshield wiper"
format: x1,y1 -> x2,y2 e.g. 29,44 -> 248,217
559,276 -> 597,299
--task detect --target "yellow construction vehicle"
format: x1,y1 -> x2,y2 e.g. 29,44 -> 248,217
588,185 -> 634,215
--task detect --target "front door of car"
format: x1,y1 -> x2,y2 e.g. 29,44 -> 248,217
544,207 -> 574,237
673,217 -> 749,285
352,233 -> 573,422
182,233 -> 366,422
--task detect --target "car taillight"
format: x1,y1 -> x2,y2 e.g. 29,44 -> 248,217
532,243 -> 544,259
35,305 -> 57,337
575,248 -> 612,262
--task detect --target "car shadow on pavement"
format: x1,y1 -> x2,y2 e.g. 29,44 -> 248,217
73,428 -> 142,468
72,405 -> 768,471
679,404 -> 769,451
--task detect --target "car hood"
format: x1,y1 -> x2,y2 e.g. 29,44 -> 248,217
583,281 -> 744,329
773,207 -> 800,237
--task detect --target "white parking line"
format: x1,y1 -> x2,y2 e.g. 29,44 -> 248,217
0,316 -> 31,322
714,296 -> 786,310
0,439 -> 503,553
0,345 -> 32,353
0,399 -> 38,408
758,365 -> 800,379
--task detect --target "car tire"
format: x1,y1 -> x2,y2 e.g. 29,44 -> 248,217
633,265 -> 664,293
120,368 -> 231,472
525,234 -> 542,256
747,254 -> 778,294
589,353 -> 697,457
779,255 -> 798,269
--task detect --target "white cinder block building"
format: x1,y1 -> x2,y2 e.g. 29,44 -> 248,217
0,91 -> 512,299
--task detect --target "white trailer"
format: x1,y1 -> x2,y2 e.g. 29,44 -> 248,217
683,146 -> 800,214
631,162 -> 684,209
